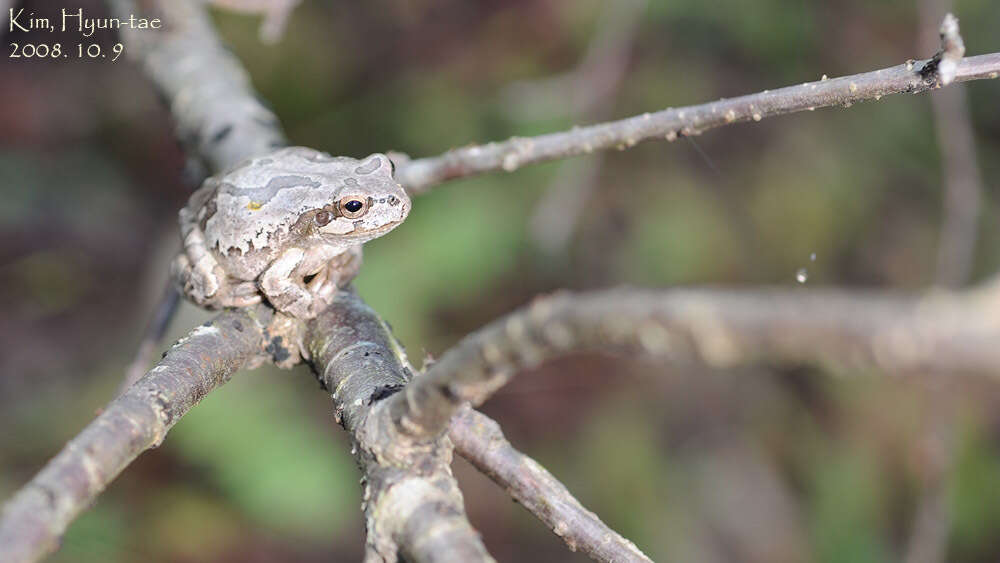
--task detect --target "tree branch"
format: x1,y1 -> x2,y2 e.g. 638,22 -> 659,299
0,306 -> 273,563
111,0 -> 292,396
387,284 -> 1000,440
305,290 -> 494,563
917,9 -> 984,288
395,20 -> 999,194
119,282 -> 181,395
449,406 -> 653,563
108,0 -> 287,173
526,0 -> 645,254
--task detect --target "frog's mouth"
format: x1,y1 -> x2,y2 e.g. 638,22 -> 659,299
351,220 -> 403,238
322,218 -> 404,240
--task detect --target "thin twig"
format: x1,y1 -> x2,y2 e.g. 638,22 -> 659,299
931,87 -> 983,287
902,394 -> 955,563
396,41 -> 1000,194
935,14 -> 965,86
207,0 -> 302,43
449,406 -> 652,563
0,306 -> 273,563
918,10 -> 984,288
900,6 -> 976,563
387,285 -> 1000,440
527,0 -> 645,254
118,283 -> 181,395
500,0 -> 646,120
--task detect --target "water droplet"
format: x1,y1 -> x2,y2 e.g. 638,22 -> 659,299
809,252 -> 816,262
752,113 -> 762,122
821,74 -> 829,81
796,268 -> 808,283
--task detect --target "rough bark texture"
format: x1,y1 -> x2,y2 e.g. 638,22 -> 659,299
305,290 -> 495,563
0,306 -> 273,563
108,0 -> 288,173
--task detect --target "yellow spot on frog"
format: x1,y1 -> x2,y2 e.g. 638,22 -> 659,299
247,201 -> 263,211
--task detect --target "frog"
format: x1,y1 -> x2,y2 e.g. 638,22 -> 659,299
171,146 -> 410,319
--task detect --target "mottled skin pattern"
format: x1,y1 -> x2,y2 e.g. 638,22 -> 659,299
171,147 -> 410,319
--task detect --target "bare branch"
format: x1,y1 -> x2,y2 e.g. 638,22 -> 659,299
305,291 -> 494,563
0,306 -> 273,563
528,0 -> 645,254
0,1 -> 17,32
388,285 -> 1000,440
450,407 -> 652,563
900,6 -> 974,561
916,8 -> 984,288
396,30 -> 1000,194
935,14 -> 965,86
207,0 -> 302,43
118,283 -> 181,395
903,400 -> 955,563
930,83 -> 983,288
108,0 -> 287,173
500,0 -> 646,120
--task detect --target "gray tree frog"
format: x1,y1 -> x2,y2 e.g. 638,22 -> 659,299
171,147 -> 410,319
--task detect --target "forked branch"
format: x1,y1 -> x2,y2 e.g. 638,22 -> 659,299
305,291 -> 493,563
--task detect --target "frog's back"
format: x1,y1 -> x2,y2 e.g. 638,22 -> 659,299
196,147 -> 363,262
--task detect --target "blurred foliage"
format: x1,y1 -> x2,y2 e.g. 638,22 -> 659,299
2,0 -> 1000,561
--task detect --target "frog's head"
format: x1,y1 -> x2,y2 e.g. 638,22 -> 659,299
312,153 -> 410,243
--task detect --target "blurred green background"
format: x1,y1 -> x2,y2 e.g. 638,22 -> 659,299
2,0 -> 1000,561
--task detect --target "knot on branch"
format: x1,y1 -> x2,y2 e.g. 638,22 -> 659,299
920,13 -> 966,87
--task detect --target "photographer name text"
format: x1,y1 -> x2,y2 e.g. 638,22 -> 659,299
8,8 -> 159,61
9,8 -> 160,37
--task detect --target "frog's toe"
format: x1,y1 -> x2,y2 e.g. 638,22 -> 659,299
266,289 -> 314,319
228,282 -> 262,307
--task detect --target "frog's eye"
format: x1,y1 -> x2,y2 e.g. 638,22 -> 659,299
338,196 -> 369,219
314,210 -> 333,226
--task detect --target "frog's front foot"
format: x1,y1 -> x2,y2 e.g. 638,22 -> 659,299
172,254 -> 261,309
259,248 -> 318,319
171,253 -> 220,306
